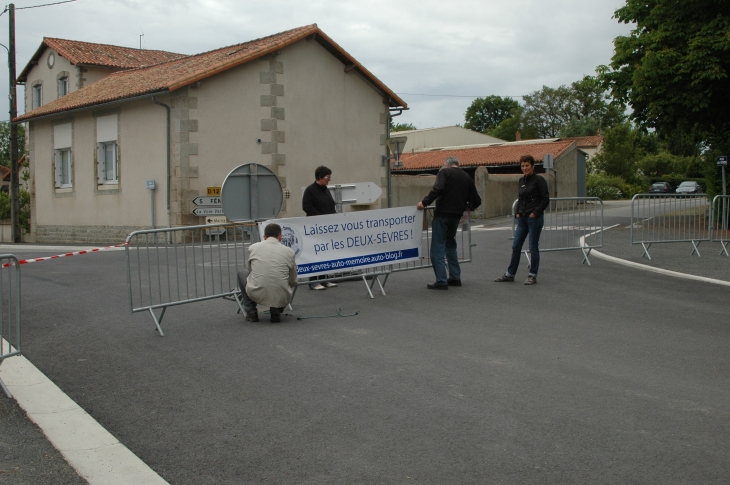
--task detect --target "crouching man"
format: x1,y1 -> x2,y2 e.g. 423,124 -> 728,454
237,223 -> 298,323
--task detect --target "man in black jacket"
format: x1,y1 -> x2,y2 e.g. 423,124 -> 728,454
302,165 -> 337,290
417,157 -> 481,290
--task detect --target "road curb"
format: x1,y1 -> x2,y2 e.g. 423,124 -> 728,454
0,350 -> 170,485
579,230 -> 730,288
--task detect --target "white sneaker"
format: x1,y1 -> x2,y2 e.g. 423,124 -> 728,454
324,282 -> 337,288
311,284 -> 326,290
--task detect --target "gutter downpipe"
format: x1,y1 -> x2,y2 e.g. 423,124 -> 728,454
386,107 -> 403,208
152,96 -> 171,231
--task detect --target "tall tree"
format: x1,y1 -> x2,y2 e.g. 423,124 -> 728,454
464,95 -> 519,133
487,107 -> 539,141
566,75 -> 626,135
592,121 -> 656,182
599,1 -> 730,139
521,85 -> 576,138
0,122 -> 25,167
390,121 -> 417,132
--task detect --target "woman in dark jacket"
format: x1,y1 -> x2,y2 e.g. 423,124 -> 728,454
495,154 -> 550,285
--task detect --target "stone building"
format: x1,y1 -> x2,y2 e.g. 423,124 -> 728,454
16,25 -> 406,243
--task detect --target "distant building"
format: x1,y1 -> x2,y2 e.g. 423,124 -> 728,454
394,139 -> 585,197
392,126 -> 505,154
562,134 -> 603,161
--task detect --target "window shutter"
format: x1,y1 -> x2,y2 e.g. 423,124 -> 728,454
68,150 -> 73,186
54,150 -> 61,188
97,143 -> 104,183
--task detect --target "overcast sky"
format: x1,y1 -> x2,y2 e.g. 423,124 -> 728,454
2,0 -> 633,127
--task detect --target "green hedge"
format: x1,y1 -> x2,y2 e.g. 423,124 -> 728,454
0,190 -> 31,233
586,174 -> 647,200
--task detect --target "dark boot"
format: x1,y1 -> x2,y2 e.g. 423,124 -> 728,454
245,310 -> 259,322
269,307 -> 281,323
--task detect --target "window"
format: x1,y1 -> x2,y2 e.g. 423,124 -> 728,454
53,122 -> 73,189
98,141 -> 117,183
32,84 -> 42,109
96,114 -> 118,185
55,149 -> 72,187
58,77 -> 68,97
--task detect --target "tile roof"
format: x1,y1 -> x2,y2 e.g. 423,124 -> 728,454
18,38 -> 186,82
16,25 -> 407,122
561,135 -> 603,148
395,140 -> 577,170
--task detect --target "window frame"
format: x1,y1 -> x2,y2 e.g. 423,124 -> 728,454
57,76 -> 68,97
32,84 -> 42,109
54,148 -> 73,188
97,141 -> 118,185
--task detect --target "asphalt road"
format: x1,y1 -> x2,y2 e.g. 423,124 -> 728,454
0,395 -> 87,484
1,223 -> 729,484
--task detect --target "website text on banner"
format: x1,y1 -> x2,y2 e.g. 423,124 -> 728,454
259,207 -> 424,277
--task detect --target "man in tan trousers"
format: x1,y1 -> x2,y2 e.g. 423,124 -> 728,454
237,223 -> 298,323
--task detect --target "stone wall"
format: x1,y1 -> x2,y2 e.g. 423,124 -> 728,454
391,169 -> 550,219
36,225 -> 148,244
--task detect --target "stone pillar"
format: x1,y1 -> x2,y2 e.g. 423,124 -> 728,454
169,87 -> 199,226
259,56 -> 286,210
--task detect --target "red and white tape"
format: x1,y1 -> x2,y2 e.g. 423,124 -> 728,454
2,242 -> 128,268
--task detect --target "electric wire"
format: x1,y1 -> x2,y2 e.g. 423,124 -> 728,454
15,0 -> 77,10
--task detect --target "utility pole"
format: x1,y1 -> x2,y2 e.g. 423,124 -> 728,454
8,3 -> 20,243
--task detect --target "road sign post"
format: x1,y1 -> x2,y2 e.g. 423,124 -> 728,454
718,156 -> 727,196
543,153 -> 557,197
146,180 -> 156,228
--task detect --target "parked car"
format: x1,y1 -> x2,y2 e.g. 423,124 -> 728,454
649,182 -> 673,193
675,181 -> 703,194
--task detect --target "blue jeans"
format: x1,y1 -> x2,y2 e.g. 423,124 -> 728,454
508,214 -> 544,276
431,216 -> 461,284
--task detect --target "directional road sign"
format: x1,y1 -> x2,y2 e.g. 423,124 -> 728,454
192,196 -> 222,206
192,207 -> 224,216
207,186 -> 221,196
205,216 -> 227,224
718,155 -> 728,167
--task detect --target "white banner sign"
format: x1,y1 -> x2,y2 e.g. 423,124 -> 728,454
259,207 -> 424,277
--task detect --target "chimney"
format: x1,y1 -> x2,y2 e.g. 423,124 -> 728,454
515,130 -> 521,141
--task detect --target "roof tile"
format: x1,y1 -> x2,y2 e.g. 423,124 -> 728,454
16,25 -> 407,122
44,38 -> 187,69
562,135 -> 603,148
395,140 -> 576,170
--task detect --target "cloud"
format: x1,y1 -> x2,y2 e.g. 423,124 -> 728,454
2,0 -> 632,127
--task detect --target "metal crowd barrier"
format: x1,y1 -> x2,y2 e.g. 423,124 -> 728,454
511,197 -> 604,264
127,213 -> 476,329
630,194 -> 711,259
711,195 -> 730,256
126,222 -> 252,336
0,255 -> 21,398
